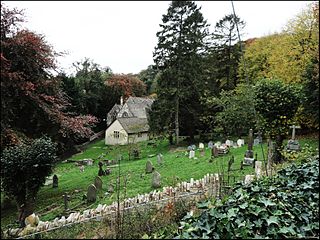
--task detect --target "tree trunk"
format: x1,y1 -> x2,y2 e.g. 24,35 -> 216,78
274,134 -> 284,164
175,95 -> 179,145
16,195 -> 35,228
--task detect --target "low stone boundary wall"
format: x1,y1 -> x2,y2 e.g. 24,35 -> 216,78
7,173 -> 221,238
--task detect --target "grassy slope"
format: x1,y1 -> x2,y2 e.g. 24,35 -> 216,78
1,137 -> 318,229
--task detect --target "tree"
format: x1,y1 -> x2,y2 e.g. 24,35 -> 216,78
211,14 -> 245,90
1,136 -> 57,226
105,73 -> 146,99
151,0 -> 211,143
254,79 -> 301,164
61,58 -> 112,131
138,65 -> 159,95
0,4 -> 97,154
201,84 -> 256,138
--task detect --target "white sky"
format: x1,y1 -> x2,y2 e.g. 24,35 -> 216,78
3,1 -> 313,75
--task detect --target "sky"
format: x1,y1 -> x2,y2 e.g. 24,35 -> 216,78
3,1 -> 314,75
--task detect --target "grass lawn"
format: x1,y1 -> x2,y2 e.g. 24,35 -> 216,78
1,136 -> 318,230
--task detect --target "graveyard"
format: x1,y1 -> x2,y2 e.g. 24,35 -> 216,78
1,134 -> 318,236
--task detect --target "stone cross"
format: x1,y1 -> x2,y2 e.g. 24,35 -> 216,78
290,125 -> 301,140
63,192 -> 70,211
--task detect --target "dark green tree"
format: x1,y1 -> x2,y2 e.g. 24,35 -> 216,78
211,14 -> 245,90
1,136 -> 57,226
138,65 -> 159,95
254,79 -> 301,164
151,1 -> 212,143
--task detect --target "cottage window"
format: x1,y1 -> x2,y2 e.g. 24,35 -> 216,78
138,132 -> 142,138
114,131 -> 120,138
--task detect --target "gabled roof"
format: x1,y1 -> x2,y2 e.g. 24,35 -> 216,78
125,97 -> 154,118
117,117 -> 149,134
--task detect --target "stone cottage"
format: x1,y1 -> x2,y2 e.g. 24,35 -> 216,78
105,96 -> 154,145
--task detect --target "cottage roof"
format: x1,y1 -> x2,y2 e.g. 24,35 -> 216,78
125,97 -> 154,118
117,117 -> 149,134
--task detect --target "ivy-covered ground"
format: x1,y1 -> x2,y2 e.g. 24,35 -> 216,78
175,155 -> 319,239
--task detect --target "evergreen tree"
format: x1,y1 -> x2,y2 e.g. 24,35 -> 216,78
151,1 -> 211,143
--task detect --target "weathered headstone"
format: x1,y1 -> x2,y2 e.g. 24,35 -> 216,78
215,141 -> 221,147
157,153 -> 163,165
286,125 -> 301,151
191,144 -> 196,150
87,159 -> 93,166
237,139 -> 244,147
211,146 -> 219,158
87,184 -> 97,203
244,175 -> 255,185
255,161 -> 262,179
243,129 -> 254,165
225,140 -> 233,147
189,150 -> 195,159
145,160 -> 154,173
79,165 -> 84,172
63,192 -> 70,211
94,176 -> 103,190
208,141 -> 214,149
52,174 -> 58,188
199,143 -> 204,149
152,171 -> 161,188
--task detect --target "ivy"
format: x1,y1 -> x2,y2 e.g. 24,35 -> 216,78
175,156 -> 319,239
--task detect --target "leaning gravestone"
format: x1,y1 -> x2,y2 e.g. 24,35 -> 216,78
52,174 -> 58,188
152,171 -> 161,188
94,176 -> 103,190
146,160 -> 154,173
87,184 -> 97,203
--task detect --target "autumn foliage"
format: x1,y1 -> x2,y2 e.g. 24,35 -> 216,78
0,4 -> 97,152
106,74 -> 146,99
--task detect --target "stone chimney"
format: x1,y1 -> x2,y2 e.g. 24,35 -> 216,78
120,96 -> 123,106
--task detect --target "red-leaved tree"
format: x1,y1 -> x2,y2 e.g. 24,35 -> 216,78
0,4 -> 97,153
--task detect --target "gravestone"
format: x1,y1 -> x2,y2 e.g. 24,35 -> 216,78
228,156 -> 234,172
189,150 -> 195,159
199,143 -> 204,149
157,153 -> 163,165
237,139 -> 244,147
215,141 -> 221,147
255,161 -> 262,179
145,160 -> 154,173
87,159 -> 93,166
63,192 -> 70,211
199,143 -> 205,156
152,171 -> 161,188
187,145 -> 193,151
87,184 -> 97,203
94,176 -> 103,190
225,140 -> 233,147
98,161 -> 105,176
79,165 -> 84,172
253,138 -> 260,146
191,144 -> 196,150
105,168 -> 111,175
211,146 -> 219,158
108,184 -> 114,193
208,141 -> 214,149
243,129 -> 255,165
52,174 -> 58,188
286,125 -> 301,151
